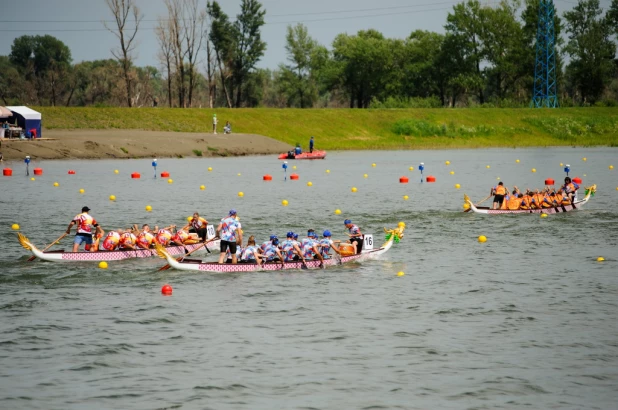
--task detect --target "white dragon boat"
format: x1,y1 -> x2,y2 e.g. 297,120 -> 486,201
155,224 -> 405,273
463,185 -> 596,215
18,232 -> 220,262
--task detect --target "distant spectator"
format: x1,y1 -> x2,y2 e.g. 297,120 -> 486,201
309,136 -> 314,153
212,113 -> 218,134
224,121 -> 232,134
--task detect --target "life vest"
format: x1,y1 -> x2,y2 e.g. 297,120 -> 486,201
520,195 -> 532,209
73,212 -> 96,234
137,231 -> 154,248
494,185 -> 506,195
172,230 -> 189,244
119,232 -> 136,247
500,195 -> 509,209
190,217 -> 208,230
507,196 -> 521,210
156,229 -> 172,245
542,194 -> 553,207
561,194 -> 572,205
102,231 -> 120,251
532,193 -> 544,208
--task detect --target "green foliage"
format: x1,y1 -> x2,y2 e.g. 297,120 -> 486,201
392,119 -> 496,138
193,149 -> 203,156
120,147 -> 128,154
523,116 -> 618,140
370,97 -> 442,109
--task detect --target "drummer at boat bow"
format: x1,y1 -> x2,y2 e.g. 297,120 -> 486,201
562,177 -> 579,202
217,209 -> 242,264
491,182 -> 508,209
344,219 -> 363,254
66,206 -> 102,252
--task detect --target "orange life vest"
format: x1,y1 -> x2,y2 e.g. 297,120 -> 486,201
507,196 -> 521,210
520,195 -> 532,209
495,185 -> 506,195
532,193 -> 544,208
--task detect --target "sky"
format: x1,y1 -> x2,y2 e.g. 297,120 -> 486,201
0,0 -> 611,71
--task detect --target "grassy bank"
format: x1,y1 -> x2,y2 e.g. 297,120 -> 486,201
36,107 -> 618,150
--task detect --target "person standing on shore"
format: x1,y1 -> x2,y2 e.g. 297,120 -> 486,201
212,113 -> 217,134
309,136 -> 314,153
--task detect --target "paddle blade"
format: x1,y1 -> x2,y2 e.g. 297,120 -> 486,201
27,255 -> 36,262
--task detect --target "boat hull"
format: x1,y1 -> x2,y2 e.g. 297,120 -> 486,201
278,150 -> 326,160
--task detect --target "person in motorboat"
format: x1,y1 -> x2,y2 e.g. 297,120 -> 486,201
294,144 -> 302,155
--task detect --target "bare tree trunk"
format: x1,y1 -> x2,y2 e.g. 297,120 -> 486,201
215,50 -> 232,108
184,0 -> 205,108
104,0 -> 142,107
206,36 -> 215,108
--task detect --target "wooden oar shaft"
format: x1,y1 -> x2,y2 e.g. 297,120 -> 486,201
475,194 -> 493,206
27,232 -> 68,262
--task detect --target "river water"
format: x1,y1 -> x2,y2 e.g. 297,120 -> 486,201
1,148 -> 617,409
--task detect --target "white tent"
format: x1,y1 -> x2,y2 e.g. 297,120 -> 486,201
7,106 -> 41,120
6,106 -> 42,138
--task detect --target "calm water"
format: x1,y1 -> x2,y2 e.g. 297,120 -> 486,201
1,148 -> 617,410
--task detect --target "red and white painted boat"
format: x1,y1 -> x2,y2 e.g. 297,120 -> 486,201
18,232 -> 220,262
278,150 -> 327,160
463,185 -> 596,215
155,224 -> 405,273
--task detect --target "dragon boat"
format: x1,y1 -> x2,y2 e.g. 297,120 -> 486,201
278,150 -> 327,160
155,224 -> 405,273
17,232 -> 220,262
463,185 -> 596,215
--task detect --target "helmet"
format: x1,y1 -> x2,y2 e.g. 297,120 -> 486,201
323,230 -> 331,237
272,238 -> 279,246
293,233 -> 299,239
344,219 -> 352,225
229,209 -> 237,215
287,231 -> 295,238
270,234 -> 278,240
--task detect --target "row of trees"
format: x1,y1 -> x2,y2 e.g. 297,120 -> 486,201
1,0 -> 617,108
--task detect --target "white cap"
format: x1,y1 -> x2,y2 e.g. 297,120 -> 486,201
26,155 -> 30,158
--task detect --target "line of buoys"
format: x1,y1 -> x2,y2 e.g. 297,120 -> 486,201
326,169 -> 330,173
397,271 -> 405,277
516,159 -> 520,163
399,176 -> 409,183
131,172 -> 140,179
292,166 -> 296,170
372,163 -> 376,167
3,168 -> 13,176
545,178 -> 555,185
263,174 -> 272,181
573,177 -> 582,184
582,157 -> 587,161
68,170 -> 76,175
161,284 -> 173,295
238,191 -> 244,197
597,256 -> 605,262
426,176 -> 436,183
161,171 -> 170,178
33,168 -> 43,175
290,173 -> 299,180
486,165 -> 490,169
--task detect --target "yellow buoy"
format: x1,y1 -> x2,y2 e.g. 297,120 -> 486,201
98,261 -> 108,269
307,181 -> 313,187
497,177 -> 500,180
582,157 -> 587,161
363,174 -> 368,178
403,195 -> 409,200
114,169 -> 119,174
445,160 -> 450,165
409,166 -> 414,171
516,159 -> 520,163
167,179 -> 173,184
478,235 -> 487,243
282,199 -> 289,206
237,173 -> 241,176
30,177 -> 35,181
455,184 -> 461,189
531,168 -> 536,173
486,165 -> 490,169
597,256 -> 605,262
450,171 -> 455,175
398,222 -> 405,228
371,163 -> 376,167
208,167 -> 213,171
540,213 -> 548,218
109,195 -> 116,201
200,185 -> 205,190
187,216 -> 192,221
145,205 -> 152,212
79,189 -> 85,194
334,209 -> 342,215
53,182 -> 59,187
583,174 -> 586,177
11,224 -> 20,230
609,165 -> 614,170
292,165 -> 297,170
351,187 -> 357,193
397,271 -> 405,277
326,169 -> 330,173
463,203 -> 470,210
238,191 -> 244,197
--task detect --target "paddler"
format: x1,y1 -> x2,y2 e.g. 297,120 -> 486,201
171,228 -> 192,246
102,229 -> 123,251
562,177 -> 579,203
135,224 -> 155,249
519,191 -> 533,210
183,212 -> 209,242
491,182 -> 507,210
155,225 -> 176,246
260,235 -> 284,265
281,231 -> 303,262
506,190 -> 522,210
217,209 -> 242,264
531,190 -> 545,209
319,230 -> 341,259
301,230 -> 325,264
344,219 -> 363,254
66,206 -> 101,252
240,235 -> 263,264
119,230 -> 137,250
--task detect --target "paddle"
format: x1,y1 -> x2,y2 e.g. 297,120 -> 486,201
28,232 -> 68,261
157,236 -> 219,271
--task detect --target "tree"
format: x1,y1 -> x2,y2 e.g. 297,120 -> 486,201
279,24 -> 319,107
155,18 -> 174,107
104,0 -> 143,107
231,0 -> 266,107
564,0 -> 615,103
207,1 -> 234,108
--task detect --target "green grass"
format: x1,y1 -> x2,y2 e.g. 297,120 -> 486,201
36,107 -> 618,149
120,147 -> 128,154
192,149 -> 203,156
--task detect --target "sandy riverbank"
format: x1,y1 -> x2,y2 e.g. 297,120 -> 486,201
0,129 -> 293,161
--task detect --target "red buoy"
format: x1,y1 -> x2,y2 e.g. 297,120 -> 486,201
399,176 -> 409,184
3,168 -> 12,176
290,173 -> 299,180
573,177 -> 582,184
33,168 -> 43,175
68,170 -> 76,175
161,284 -> 173,295
161,171 -> 170,178
131,172 -> 141,179
263,174 -> 272,181
545,178 -> 555,185
426,175 -> 436,183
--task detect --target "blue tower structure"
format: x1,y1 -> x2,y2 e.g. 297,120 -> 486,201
531,0 -> 558,108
